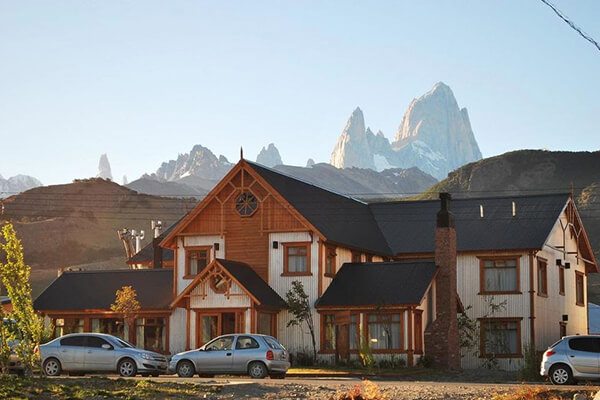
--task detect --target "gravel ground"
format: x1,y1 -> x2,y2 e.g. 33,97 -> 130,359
206,381 -> 598,400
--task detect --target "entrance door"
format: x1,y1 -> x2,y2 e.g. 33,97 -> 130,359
222,313 -> 236,335
197,311 -> 245,346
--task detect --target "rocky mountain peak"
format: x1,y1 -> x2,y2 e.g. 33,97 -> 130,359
393,82 -> 481,177
256,143 -> 283,167
330,106 -> 375,169
0,174 -> 43,198
155,144 -> 232,181
96,154 -> 113,180
329,83 -> 482,179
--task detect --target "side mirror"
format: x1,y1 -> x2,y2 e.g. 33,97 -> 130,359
101,344 -> 112,350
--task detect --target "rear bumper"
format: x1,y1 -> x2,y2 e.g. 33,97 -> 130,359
266,360 -> 291,373
540,360 -> 552,377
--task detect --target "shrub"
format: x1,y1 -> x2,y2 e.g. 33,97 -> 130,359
518,344 -> 544,382
331,380 -> 388,400
416,355 -> 433,368
377,355 -> 406,370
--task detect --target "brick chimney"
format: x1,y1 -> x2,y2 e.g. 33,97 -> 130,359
424,192 -> 460,370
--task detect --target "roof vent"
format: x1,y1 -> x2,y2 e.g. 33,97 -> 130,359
512,201 -> 516,217
479,205 -> 484,218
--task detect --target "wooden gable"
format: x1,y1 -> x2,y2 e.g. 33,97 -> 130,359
168,162 -> 313,280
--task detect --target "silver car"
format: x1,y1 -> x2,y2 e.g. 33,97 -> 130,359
541,335 -> 600,385
40,333 -> 168,377
169,334 -> 290,379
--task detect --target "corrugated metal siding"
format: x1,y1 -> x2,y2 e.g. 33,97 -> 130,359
457,253 -> 530,370
189,280 -> 251,309
322,247 -> 353,294
169,308 -> 187,354
536,213 -> 588,348
269,232 -> 320,352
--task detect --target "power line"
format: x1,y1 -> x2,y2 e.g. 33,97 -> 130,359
539,0 -> 600,53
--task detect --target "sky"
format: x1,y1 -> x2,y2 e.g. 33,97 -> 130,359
1,0 -> 599,186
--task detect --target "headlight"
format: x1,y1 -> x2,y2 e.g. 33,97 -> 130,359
141,353 -> 153,360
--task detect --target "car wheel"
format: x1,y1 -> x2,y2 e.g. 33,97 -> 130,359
248,361 -> 268,379
118,358 -> 138,377
549,364 -> 573,385
270,373 -> 286,379
140,373 -> 150,377
176,360 -> 195,378
150,373 -> 160,377
43,358 -> 62,377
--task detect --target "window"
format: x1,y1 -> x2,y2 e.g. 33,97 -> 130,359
200,315 -> 218,345
206,336 -> 234,351
54,318 -> 84,338
367,313 -> 402,351
320,314 -> 359,352
135,317 -> 167,353
537,259 -> 548,297
87,336 -> 112,349
91,318 -> 127,340
282,242 -> 311,275
185,246 -> 211,277
325,245 -> 336,277
569,337 -> 600,352
576,271 -> 585,306
558,265 -> 565,295
348,314 -> 359,351
264,337 -> 284,350
351,251 -> 362,263
322,314 -> 336,352
60,336 -> 86,347
257,312 -> 276,336
235,192 -> 258,216
480,319 -> 521,357
559,322 -> 567,338
480,258 -> 519,294
235,336 -> 260,350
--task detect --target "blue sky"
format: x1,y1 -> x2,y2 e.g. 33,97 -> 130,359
1,1 -> 599,185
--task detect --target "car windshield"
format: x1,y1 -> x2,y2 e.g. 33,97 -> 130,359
112,337 -> 134,348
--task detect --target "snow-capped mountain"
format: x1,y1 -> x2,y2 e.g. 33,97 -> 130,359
0,174 -> 43,198
155,144 -> 233,181
330,82 -> 482,179
256,143 -> 283,167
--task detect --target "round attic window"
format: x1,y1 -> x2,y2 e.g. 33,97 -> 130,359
235,192 -> 258,217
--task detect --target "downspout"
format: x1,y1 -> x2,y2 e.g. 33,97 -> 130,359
529,251 -> 537,348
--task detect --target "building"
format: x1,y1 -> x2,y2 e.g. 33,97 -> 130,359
34,159 -> 597,370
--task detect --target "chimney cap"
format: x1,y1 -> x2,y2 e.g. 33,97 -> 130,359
437,192 -> 454,228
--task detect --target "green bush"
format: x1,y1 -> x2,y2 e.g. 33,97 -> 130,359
518,344 -> 543,382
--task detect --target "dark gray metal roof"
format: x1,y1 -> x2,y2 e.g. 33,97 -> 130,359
217,259 -> 287,309
370,193 -> 570,254
249,161 -> 570,256
248,161 -> 392,255
316,261 -> 437,308
33,269 -> 173,311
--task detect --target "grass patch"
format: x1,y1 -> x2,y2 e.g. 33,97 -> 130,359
0,376 -> 222,400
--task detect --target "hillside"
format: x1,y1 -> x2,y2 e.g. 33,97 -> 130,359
0,178 -> 195,295
418,149 -> 600,302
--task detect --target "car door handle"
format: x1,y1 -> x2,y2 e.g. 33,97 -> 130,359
570,355 -> 575,358
226,353 -> 232,356
61,350 -> 68,353
87,350 -> 92,354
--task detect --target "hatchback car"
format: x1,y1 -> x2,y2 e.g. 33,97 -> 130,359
169,334 -> 290,379
541,335 -> 600,385
40,333 -> 168,377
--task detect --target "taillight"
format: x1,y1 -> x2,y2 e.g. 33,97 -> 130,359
266,350 -> 274,360
545,350 -> 555,357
